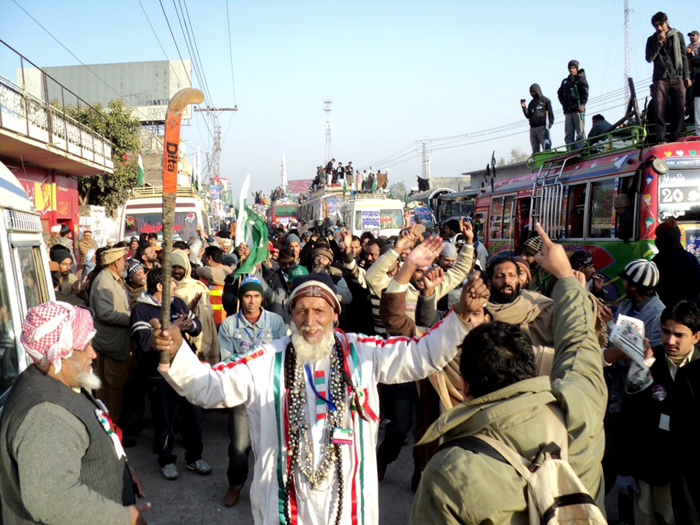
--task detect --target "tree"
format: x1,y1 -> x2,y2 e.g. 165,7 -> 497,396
64,100 -> 141,214
497,148 -> 530,167
388,181 -> 407,202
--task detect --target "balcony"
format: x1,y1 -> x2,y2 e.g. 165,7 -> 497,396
0,40 -> 113,176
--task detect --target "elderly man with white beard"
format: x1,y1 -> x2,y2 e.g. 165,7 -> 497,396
0,301 -> 149,524
152,235 -> 489,525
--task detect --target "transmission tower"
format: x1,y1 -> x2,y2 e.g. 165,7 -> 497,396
421,141 -> 432,180
193,106 -> 238,184
624,0 -> 631,100
324,99 -> 333,163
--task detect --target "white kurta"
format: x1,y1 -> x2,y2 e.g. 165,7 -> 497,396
162,311 -> 469,525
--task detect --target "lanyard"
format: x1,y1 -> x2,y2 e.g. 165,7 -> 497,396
238,311 -> 265,346
304,364 -> 337,413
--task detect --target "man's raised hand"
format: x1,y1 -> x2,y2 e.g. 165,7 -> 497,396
149,318 -> 183,361
421,266 -> 445,297
341,231 -> 353,255
533,223 -> 574,280
406,236 -> 443,269
459,217 -> 474,244
395,229 -> 417,254
455,272 -> 490,319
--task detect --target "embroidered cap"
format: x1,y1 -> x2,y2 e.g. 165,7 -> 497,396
288,274 -> 341,315
619,259 -> 659,288
21,301 -> 96,373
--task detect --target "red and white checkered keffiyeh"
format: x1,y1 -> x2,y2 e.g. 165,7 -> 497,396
21,301 -> 96,373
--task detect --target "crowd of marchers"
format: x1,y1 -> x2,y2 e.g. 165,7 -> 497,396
522,12 -> 700,154
4,10 -> 700,525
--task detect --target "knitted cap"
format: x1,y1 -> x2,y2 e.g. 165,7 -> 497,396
286,233 -> 301,245
239,275 -> 264,297
312,245 -> 334,263
50,247 -> 72,264
619,259 -> 659,288
286,264 -> 309,281
288,274 -> 341,315
127,261 -> 144,281
655,219 -> 681,240
569,250 -> 594,270
60,224 -> 71,236
568,60 -> 580,70
440,243 -> 457,258
522,236 -> 544,256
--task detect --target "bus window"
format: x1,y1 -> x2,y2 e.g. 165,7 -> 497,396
490,198 -> 504,239
473,212 -> 486,242
502,196 -> 515,239
565,183 -> 587,238
0,259 -> 18,398
15,246 -> 50,310
379,209 -> 403,230
355,211 -> 362,231
589,180 -> 616,238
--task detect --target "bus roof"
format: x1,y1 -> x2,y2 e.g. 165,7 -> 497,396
0,161 -> 36,214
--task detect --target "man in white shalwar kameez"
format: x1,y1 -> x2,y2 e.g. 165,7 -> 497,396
153,235 -> 487,525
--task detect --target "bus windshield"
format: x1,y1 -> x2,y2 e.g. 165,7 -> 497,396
658,169 -> 700,222
124,211 -> 200,241
272,205 -> 298,218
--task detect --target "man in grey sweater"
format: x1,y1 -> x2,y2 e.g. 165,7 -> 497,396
0,301 -> 149,524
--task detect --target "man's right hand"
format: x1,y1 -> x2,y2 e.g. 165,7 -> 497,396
129,502 -> 151,524
341,232 -> 353,255
394,229 -> 417,254
150,319 -> 183,361
405,236 -> 443,269
421,266 -> 445,297
533,223 -> 573,280
454,272 -> 490,320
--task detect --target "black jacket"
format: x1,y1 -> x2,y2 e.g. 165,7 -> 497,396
523,83 -> 554,128
646,29 -> 690,81
557,69 -> 589,113
620,346 -> 684,485
652,244 -> 700,307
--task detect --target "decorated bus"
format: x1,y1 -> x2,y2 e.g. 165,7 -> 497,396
266,202 -> 299,228
440,130 -> 700,301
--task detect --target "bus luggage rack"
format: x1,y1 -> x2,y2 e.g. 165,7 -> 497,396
529,157 -> 570,239
130,186 -> 200,198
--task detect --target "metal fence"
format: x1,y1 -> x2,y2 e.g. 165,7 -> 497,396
0,39 -> 113,170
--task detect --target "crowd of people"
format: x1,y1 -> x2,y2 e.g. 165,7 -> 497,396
312,159 -> 389,193
5,201 -> 700,524
4,10 -> 700,525
522,12 -> 700,154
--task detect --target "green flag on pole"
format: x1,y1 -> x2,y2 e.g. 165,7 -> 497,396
136,154 -> 144,187
235,205 -> 270,277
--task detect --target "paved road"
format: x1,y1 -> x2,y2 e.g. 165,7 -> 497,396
126,408 -> 417,524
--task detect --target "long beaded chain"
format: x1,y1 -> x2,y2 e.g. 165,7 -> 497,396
284,339 -> 347,525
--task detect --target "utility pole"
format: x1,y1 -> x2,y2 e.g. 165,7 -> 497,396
193,106 -> 238,185
281,153 -> 288,194
421,141 -> 432,180
324,99 -> 333,163
624,0 -> 631,100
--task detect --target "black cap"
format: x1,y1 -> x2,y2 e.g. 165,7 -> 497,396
289,273 -> 338,295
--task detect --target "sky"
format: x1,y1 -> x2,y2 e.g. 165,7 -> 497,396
1,0 -> 698,201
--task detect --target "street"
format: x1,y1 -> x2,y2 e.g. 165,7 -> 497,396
126,408 -> 417,524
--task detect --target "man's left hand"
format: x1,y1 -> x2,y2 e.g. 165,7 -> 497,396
454,272 -> 490,321
459,217 -> 474,244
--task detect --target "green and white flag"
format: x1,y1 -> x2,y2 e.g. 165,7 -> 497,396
136,154 -> 144,187
235,205 -> 269,277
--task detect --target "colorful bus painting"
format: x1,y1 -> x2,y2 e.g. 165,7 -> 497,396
439,136 -> 700,301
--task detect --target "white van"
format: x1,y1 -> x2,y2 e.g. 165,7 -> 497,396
0,161 -> 54,410
340,196 -> 405,238
119,186 -> 212,242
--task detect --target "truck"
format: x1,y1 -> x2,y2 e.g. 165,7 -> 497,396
119,186 -> 212,242
0,160 -> 54,411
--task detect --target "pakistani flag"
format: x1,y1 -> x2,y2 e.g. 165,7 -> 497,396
234,173 -> 250,248
235,205 -> 269,277
136,154 -> 144,187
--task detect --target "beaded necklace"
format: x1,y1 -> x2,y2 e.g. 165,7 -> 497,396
284,339 -> 346,525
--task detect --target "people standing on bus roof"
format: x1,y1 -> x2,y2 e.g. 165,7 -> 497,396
557,60 -> 589,150
652,219 -> 700,307
645,11 -> 691,144
521,83 -> 555,154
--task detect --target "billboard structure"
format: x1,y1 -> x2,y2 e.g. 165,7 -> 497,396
22,60 -> 193,123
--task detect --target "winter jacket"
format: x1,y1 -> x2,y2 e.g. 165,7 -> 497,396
645,29 -> 690,81
652,245 -> 700,307
523,84 -> 554,128
89,269 -> 131,361
130,292 -> 201,377
410,277 -> 607,524
557,69 -> 589,113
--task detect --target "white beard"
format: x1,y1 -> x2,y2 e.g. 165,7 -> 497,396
76,370 -> 102,393
290,321 -> 335,365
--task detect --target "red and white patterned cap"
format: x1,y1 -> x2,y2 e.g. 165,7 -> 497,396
20,301 -> 96,373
